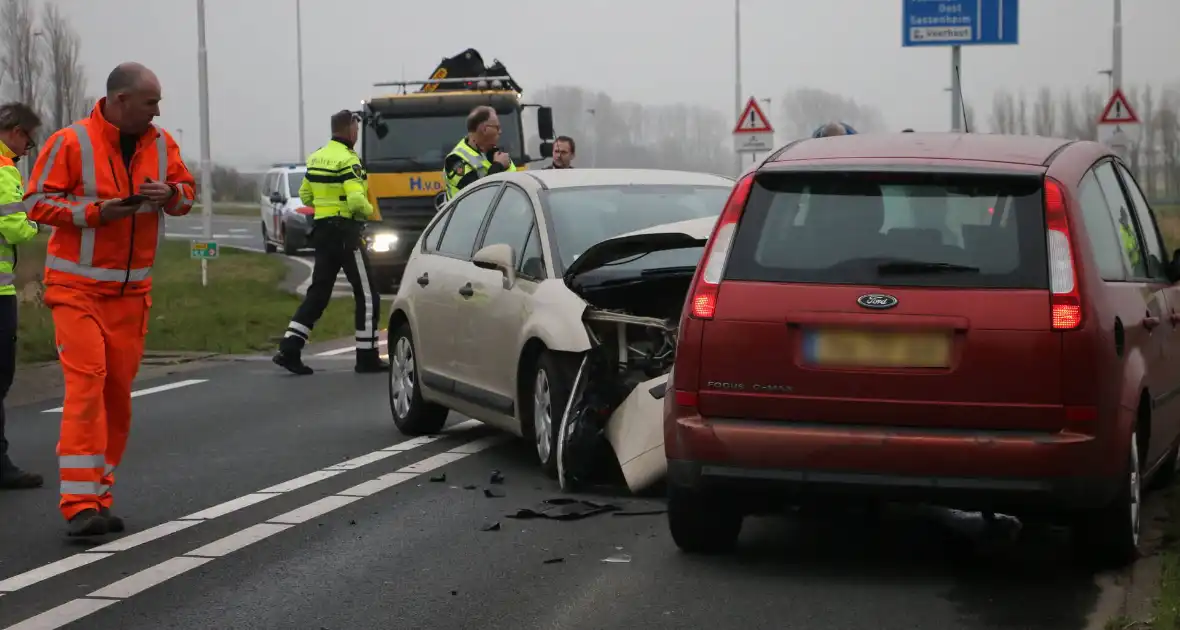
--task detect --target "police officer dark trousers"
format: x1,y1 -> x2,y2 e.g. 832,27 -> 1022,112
273,110 -> 388,376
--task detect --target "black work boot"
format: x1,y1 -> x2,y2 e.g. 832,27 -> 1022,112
0,461 -> 43,490
67,508 -> 109,537
99,507 -> 125,533
355,349 -> 389,374
273,349 -> 314,375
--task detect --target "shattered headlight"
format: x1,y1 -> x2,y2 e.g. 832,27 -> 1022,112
368,231 -> 398,253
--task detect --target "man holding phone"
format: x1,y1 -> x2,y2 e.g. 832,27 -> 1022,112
25,62 -> 196,537
442,105 -> 516,202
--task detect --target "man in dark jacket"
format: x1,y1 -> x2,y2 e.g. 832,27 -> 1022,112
546,136 -> 575,169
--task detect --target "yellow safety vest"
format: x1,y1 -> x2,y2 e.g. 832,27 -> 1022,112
0,140 -> 38,296
1120,223 -> 1141,269
300,139 -> 373,221
444,138 -> 517,201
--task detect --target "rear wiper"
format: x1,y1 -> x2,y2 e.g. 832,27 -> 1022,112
640,266 -> 695,276
877,261 -> 980,275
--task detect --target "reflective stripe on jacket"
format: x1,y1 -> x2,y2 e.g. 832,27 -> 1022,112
301,139 -> 373,221
444,138 -> 516,201
0,147 -> 38,295
24,98 -> 196,296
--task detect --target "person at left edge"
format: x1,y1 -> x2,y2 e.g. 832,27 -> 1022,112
0,102 -> 44,491
25,62 -> 196,537
273,110 -> 387,376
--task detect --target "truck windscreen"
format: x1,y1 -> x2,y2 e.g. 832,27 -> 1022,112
363,111 -> 523,169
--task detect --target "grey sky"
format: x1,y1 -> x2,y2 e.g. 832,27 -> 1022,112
55,0 -> 1180,168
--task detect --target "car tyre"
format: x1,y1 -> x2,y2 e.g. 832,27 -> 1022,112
282,226 -> 300,256
388,322 -> 448,435
262,222 -> 277,254
668,486 -> 743,554
1072,428 -> 1142,569
526,351 -> 576,478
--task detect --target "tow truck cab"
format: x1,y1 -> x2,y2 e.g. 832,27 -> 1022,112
360,85 -> 555,291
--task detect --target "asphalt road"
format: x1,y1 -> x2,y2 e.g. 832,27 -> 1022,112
164,213 -> 354,297
0,341 -> 1109,630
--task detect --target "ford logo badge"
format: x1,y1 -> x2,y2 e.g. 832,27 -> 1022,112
857,293 -> 898,309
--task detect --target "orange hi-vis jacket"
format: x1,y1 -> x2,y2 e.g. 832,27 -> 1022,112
25,100 -> 196,296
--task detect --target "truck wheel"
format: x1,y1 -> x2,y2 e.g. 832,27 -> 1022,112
388,322 -> 448,435
1072,427 -> 1142,569
262,222 -> 277,254
668,486 -> 743,554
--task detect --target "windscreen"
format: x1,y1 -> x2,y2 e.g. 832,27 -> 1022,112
545,185 -> 730,271
725,172 -> 1048,289
363,111 -> 523,169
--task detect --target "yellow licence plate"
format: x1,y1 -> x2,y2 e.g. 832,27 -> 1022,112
805,329 -> 952,368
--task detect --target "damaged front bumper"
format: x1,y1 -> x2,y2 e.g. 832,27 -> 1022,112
555,308 -> 673,494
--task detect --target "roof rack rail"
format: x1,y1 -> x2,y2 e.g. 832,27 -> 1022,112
372,76 -> 514,88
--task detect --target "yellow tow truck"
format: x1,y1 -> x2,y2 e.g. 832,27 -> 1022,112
357,49 -> 555,290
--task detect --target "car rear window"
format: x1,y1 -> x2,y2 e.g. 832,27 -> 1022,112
725,171 -> 1048,289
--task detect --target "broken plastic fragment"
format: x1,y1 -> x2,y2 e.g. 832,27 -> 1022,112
506,498 -> 620,521
490,470 -> 504,484
543,557 -> 564,564
480,521 -> 501,532
612,508 -> 667,517
429,473 -> 446,483
463,485 -> 477,490
484,488 -> 505,498
601,554 -> 632,563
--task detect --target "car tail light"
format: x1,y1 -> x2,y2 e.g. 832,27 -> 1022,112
295,207 -> 315,216
688,173 -> 755,320
1045,177 -> 1082,330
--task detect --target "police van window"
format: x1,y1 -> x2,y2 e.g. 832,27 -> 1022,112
1093,162 -> 1149,279
1115,162 -> 1167,278
436,185 -> 500,259
518,224 -> 545,279
1076,170 -> 1129,281
479,186 -> 534,254
287,171 -> 306,197
263,172 -> 279,197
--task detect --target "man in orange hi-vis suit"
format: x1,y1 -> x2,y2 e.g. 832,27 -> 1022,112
25,62 -> 195,537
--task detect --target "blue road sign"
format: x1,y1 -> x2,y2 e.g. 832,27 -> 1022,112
902,0 -> 1019,47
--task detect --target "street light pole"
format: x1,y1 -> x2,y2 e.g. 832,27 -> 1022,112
196,0 -> 214,287
734,0 -> 742,176
296,0 -> 306,160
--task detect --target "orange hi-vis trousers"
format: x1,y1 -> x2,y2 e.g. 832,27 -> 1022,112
45,285 -> 151,521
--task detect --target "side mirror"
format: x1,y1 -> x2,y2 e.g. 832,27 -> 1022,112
537,106 -> 554,140
472,243 -> 516,287
433,191 -> 447,211
539,141 -> 553,159
374,121 -> 389,139
269,191 -> 284,204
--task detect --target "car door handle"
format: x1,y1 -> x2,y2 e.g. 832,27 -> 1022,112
1143,315 -> 1161,331
458,283 -> 474,298
416,273 -> 429,287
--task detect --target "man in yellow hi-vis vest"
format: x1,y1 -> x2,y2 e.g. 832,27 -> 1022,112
443,106 -> 516,201
274,110 -> 386,376
0,102 -> 43,490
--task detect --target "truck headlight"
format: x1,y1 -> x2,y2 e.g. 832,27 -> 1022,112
369,232 -> 398,253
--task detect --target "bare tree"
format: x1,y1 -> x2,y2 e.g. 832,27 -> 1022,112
779,88 -> 887,138
0,0 -> 41,108
40,2 -> 85,132
1033,86 -> 1056,136
1016,92 -> 1029,135
989,91 -> 1016,134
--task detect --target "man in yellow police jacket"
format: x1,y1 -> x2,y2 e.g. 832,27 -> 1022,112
274,110 -> 387,375
0,103 -> 43,489
443,106 -> 516,201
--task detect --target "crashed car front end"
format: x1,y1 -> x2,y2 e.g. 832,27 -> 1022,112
551,219 -> 715,494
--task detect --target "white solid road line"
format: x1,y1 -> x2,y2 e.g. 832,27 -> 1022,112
0,419 -> 484,596
1,429 -> 510,630
313,338 -> 388,357
41,379 -> 208,414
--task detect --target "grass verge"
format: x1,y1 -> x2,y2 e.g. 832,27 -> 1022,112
16,235 -> 373,363
1150,487 -> 1180,629
206,203 -> 260,218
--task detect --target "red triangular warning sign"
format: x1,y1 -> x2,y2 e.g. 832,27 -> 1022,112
1099,89 -> 1140,124
734,97 -> 773,134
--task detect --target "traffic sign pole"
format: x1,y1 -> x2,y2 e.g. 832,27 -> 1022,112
196,0 -> 214,288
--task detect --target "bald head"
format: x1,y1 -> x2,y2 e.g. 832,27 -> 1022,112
816,122 -> 848,138
103,62 -> 162,135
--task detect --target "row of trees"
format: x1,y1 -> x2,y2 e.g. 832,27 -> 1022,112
0,0 -> 89,135
987,85 -> 1180,201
